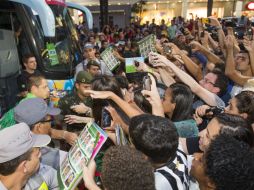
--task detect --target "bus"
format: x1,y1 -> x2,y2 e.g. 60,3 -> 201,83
0,0 -> 93,114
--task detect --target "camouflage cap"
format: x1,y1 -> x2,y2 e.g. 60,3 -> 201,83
76,71 -> 93,84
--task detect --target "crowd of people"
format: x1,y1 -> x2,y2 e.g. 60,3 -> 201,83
1,15 -> 254,190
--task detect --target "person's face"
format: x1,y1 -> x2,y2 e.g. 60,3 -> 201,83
87,65 -> 100,76
224,97 -> 240,115
84,48 -> 96,60
235,53 -> 250,72
89,37 -> 95,44
199,118 -> 221,151
162,88 -> 175,116
76,83 -> 91,97
24,57 -> 37,71
102,42 -> 108,48
33,79 -> 50,99
178,35 -> 186,43
24,148 -> 41,176
199,73 -> 219,94
190,153 -> 207,183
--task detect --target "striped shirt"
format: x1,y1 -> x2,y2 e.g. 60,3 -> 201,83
154,145 -> 190,190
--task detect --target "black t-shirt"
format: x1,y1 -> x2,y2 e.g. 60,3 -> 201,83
186,136 -> 202,154
17,70 -> 41,92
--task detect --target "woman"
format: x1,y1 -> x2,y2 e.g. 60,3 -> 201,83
162,83 -> 199,138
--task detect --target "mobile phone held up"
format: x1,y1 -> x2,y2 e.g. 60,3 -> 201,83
101,107 -> 112,128
143,75 -> 151,91
201,18 -> 210,25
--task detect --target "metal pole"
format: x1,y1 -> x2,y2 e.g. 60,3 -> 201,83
207,0 -> 213,17
100,0 -> 108,29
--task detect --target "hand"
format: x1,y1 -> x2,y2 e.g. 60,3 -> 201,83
63,131 -> 78,146
195,105 -> 211,117
243,37 -> 254,52
190,41 -> 203,52
224,35 -> 234,50
71,103 -> 91,114
149,52 -> 170,68
64,115 -> 94,124
134,61 -> 149,72
208,17 -> 220,27
193,114 -> 203,126
141,74 -> 161,106
113,49 -> 123,60
83,160 -> 100,190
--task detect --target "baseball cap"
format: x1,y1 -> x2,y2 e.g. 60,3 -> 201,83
0,123 -> 51,163
84,43 -> 94,49
14,98 -> 60,126
76,71 -> 93,84
87,60 -> 100,68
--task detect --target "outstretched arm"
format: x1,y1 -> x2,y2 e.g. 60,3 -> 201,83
150,52 -> 223,107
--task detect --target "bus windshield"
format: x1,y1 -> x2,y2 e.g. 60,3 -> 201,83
37,4 -> 82,73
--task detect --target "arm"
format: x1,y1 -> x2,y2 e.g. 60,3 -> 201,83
243,37 -> 254,75
225,35 -> 251,86
84,90 -> 143,118
158,67 -> 176,87
167,43 -> 203,81
150,52 -> 222,107
190,40 -> 223,64
49,129 -> 78,146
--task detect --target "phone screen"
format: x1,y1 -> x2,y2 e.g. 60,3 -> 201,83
143,76 -> 151,91
101,108 -> 112,128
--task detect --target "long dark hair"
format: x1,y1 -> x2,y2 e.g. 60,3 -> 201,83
91,75 -> 129,126
170,83 -> 193,122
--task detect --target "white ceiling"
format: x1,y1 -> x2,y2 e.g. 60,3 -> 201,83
67,0 -> 231,6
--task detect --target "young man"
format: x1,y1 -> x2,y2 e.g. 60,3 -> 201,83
26,74 -> 50,100
14,98 -> 78,146
190,134 -> 254,190
17,54 -> 41,97
86,60 -> 100,77
82,146 -> 155,190
180,113 -> 254,155
58,71 -> 93,133
0,123 -> 58,189
75,43 -> 112,77
129,114 -> 190,190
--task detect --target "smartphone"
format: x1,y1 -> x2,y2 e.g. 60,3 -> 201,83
143,75 -> 151,91
163,45 -> 172,54
101,107 -> 112,128
201,18 -> 210,24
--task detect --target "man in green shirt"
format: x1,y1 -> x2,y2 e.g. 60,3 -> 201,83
58,71 -> 93,133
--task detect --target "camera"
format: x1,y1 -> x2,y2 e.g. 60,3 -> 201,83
101,107 -> 112,128
163,45 -> 172,54
142,75 -> 151,91
246,28 -> 253,41
205,106 -> 224,117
